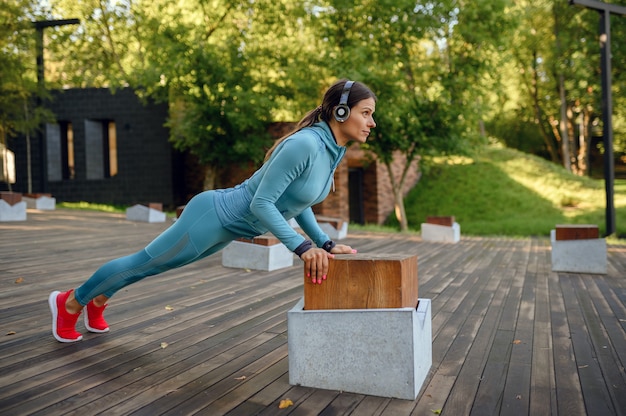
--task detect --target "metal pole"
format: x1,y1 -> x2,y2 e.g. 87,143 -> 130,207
599,10 -> 616,236
31,19 -> 80,193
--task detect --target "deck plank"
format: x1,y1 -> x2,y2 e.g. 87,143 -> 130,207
1,209 -> 626,415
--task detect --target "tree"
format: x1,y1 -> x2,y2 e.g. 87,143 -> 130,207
312,0 -> 510,231
0,0 -> 54,192
495,0 -> 626,177
43,0 -> 331,189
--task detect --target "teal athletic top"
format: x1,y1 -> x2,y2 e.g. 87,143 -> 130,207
213,121 -> 346,252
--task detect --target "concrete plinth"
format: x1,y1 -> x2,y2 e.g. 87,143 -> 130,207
550,230 -> 607,274
0,200 -> 27,221
421,222 -> 460,243
316,216 -> 348,240
222,240 -> 294,271
288,298 -> 432,400
319,222 -> 348,240
125,204 -> 166,223
23,195 -> 56,210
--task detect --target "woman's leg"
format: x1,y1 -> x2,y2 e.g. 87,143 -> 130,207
50,191 -> 237,342
74,190 -> 236,305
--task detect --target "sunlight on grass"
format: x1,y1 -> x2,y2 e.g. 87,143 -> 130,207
483,147 -> 605,214
432,155 -> 475,165
397,144 -> 626,238
59,201 -> 126,213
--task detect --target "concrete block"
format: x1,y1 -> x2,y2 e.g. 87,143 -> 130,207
550,229 -> 607,274
316,216 -> 348,240
23,195 -> 56,210
421,222 -> 460,243
125,204 -> 166,223
222,239 -> 294,271
288,298 -> 432,400
0,200 -> 27,221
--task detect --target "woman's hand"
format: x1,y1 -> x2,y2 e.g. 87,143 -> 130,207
301,244 -> 357,284
331,244 -> 357,255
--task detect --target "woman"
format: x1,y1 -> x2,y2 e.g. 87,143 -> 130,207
49,79 -> 377,342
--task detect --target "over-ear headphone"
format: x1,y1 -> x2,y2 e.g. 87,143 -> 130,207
333,80 -> 354,123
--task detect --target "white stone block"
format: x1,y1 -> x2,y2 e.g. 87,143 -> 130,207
222,240 -> 294,271
125,204 -> 166,223
319,221 -> 348,240
421,222 -> 460,243
23,196 -> 56,210
288,298 -> 432,400
550,229 -> 607,274
0,200 -> 27,221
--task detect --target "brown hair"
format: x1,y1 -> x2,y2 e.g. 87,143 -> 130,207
264,79 -> 377,161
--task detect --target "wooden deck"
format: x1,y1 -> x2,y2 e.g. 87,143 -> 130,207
1,209 -> 625,415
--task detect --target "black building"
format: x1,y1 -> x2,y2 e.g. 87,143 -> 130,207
8,88 -> 186,208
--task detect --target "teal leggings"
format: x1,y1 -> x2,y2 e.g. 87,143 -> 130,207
74,191 -> 239,306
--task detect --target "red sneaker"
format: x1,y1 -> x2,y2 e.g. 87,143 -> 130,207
48,290 -> 83,343
84,301 -> 109,333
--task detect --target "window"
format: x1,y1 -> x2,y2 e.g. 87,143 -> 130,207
62,122 -> 75,180
46,121 -> 74,181
85,119 -> 118,179
107,121 -> 118,177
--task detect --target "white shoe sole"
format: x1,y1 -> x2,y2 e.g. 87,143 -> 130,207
48,291 -> 83,343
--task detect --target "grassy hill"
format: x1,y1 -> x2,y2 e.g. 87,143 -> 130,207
385,144 -> 626,239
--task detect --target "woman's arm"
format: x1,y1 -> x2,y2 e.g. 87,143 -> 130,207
248,136 -> 316,251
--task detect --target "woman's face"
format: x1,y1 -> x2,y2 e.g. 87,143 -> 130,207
333,98 -> 376,146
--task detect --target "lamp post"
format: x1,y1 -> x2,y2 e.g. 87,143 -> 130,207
569,0 -> 626,237
31,18 -> 80,193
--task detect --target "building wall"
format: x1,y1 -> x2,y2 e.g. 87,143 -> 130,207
8,88 -> 179,207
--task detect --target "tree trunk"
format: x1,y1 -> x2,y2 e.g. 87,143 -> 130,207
528,51 -> 560,163
24,100 -> 32,194
203,165 -> 217,191
384,158 -> 411,232
558,74 -> 571,171
393,186 -> 408,232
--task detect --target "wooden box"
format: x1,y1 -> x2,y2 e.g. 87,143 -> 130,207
426,216 -> 455,227
237,235 -> 281,246
141,202 -> 163,211
555,224 -> 599,241
304,253 -> 418,310
0,192 -> 22,205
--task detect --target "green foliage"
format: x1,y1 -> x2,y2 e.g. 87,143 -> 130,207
0,1 -> 36,137
4,0 -> 626,196
485,111 -> 549,158
390,145 -> 626,237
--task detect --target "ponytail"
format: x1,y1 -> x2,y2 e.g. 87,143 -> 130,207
263,106 -> 323,162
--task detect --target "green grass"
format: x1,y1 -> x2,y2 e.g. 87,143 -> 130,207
384,144 -> 626,240
59,201 -> 127,213
57,144 -> 626,241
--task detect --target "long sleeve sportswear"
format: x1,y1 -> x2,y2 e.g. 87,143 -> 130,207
213,121 -> 346,251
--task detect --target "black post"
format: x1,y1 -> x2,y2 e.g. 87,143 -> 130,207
599,10 -> 616,236
31,19 -> 80,193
